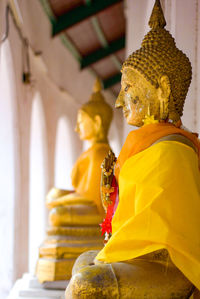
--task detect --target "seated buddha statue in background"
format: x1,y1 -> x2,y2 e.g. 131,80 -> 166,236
46,78 -> 112,223
66,0 -> 200,298
36,79 -> 113,283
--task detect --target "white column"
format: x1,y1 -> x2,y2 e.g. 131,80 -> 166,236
166,0 -> 199,132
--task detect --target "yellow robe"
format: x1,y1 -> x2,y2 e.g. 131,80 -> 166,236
71,143 -> 110,215
97,141 -> 200,289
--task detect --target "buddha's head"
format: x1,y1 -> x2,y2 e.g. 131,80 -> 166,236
76,79 -> 113,143
116,0 -> 192,127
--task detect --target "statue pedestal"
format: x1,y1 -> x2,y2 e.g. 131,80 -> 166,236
36,225 -> 103,282
7,273 -> 68,299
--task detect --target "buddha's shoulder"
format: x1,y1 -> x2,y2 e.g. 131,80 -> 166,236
120,140 -> 199,182
126,140 -> 198,166
152,140 -> 196,156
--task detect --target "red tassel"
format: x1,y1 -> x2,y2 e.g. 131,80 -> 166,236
100,176 -> 118,238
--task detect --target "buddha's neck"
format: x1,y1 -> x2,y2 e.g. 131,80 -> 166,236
88,135 -> 108,147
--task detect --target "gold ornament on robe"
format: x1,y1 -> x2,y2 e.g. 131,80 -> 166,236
101,150 -> 116,211
66,0 -> 200,298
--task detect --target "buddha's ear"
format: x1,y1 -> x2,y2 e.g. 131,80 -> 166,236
94,115 -> 102,132
158,75 -> 171,100
158,75 -> 171,120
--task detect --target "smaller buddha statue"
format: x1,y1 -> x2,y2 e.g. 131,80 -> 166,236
36,79 -> 113,283
66,0 -> 200,298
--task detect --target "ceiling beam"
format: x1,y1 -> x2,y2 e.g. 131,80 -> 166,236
80,36 -> 125,69
102,73 -> 121,89
52,0 -> 123,36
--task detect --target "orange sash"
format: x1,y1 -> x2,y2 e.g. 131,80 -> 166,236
115,123 -> 200,181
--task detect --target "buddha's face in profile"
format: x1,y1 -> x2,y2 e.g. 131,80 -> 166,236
115,68 -> 165,127
75,110 -> 101,141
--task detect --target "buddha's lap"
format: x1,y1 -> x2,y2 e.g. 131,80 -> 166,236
47,190 -> 93,207
49,202 -> 102,226
66,250 -> 194,299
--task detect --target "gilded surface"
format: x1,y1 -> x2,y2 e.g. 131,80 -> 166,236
116,68 -> 162,126
66,250 -> 194,298
119,0 -> 192,125
48,204 -> 102,227
78,78 -> 113,146
46,226 -> 101,237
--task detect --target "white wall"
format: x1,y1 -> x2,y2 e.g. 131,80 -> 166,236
55,117 -> 76,190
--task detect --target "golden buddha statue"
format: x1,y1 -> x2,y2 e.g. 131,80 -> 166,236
66,0 -> 200,298
36,79 -> 113,283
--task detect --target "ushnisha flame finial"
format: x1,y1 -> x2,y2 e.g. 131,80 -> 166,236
148,0 -> 166,29
80,77 -> 113,134
93,78 -> 102,93
89,78 -> 104,103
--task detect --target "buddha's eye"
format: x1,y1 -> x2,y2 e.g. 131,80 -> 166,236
133,96 -> 139,104
124,85 -> 130,92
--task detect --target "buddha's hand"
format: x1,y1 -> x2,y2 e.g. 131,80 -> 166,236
100,150 -> 117,212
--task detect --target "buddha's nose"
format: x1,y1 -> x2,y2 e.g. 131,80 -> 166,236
115,91 -> 124,108
75,124 -> 79,132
